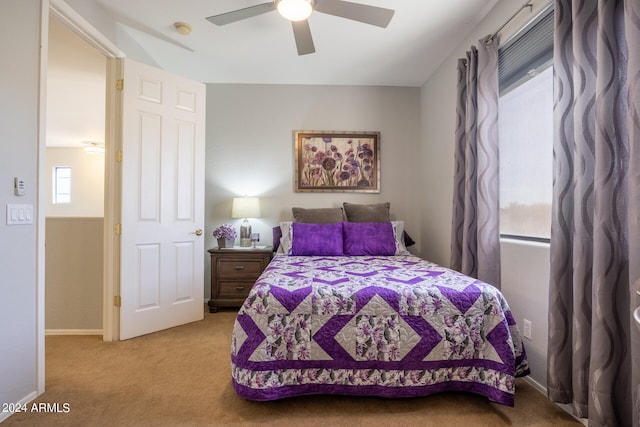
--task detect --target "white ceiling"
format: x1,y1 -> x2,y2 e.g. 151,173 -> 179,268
47,0 -> 501,147
92,0 -> 499,86
47,16 -> 106,147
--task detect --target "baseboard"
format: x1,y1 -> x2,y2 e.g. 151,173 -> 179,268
45,329 -> 103,336
0,390 -> 38,423
522,375 -> 547,394
522,376 -> 588,426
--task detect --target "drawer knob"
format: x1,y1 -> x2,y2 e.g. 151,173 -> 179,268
235,286 -> 245,291
234,265 -> 245,270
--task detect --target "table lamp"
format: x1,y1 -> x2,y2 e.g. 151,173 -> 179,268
231,197 -> 261,247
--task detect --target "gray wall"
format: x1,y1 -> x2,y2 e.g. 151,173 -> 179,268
0,0 -> 42,416
419,0 -> 553,388
204,84 -> 421,299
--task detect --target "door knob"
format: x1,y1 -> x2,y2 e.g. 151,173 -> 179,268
193,229 -> 203,236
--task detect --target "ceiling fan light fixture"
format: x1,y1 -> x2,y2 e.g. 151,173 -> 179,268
276,0 -> 314,21
83,141 -> 105,154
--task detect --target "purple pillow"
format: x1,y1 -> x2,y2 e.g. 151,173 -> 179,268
343,222 -> 396,256
291,222 -> 344,256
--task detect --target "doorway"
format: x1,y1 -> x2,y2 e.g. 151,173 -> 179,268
44,15 -> 107,335
42,0 -> 207,345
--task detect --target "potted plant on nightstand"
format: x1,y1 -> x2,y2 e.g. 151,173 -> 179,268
213,223 -> 237,248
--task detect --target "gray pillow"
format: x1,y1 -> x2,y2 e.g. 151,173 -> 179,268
343,202 -> 390,222
292,207 -> 345,223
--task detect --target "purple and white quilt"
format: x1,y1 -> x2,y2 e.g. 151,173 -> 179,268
231,255 -> 530,406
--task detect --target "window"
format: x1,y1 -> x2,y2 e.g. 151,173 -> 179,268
498,6 -> 554,241
499,67 -> 553,239
53,166 -> 71,204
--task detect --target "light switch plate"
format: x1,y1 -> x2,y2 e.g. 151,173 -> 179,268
6,204 -> 33,225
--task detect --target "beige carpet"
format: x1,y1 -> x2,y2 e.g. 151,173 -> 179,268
4,309 -> 582,427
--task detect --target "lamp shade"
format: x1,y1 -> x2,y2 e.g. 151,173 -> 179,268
231,197 -> 261,219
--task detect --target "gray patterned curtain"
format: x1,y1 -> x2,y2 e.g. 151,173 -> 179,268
547,1 -> 640,426
451,36 -> 501,289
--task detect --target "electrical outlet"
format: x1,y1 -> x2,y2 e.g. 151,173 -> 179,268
523,319 -> 532,340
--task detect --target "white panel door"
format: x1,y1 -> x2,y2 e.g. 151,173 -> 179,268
120,58 -> 205,340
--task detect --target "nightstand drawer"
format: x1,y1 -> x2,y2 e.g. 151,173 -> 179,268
218,281 -> 253,298
208,247 -> 272,313
217,259 -> 264,277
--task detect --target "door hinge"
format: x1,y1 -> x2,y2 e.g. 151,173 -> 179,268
114,223 -> 122,235
116,79 -> 124,91
114,295 -> 121,307
116,150 -> 123,163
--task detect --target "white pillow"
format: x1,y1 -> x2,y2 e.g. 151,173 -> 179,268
277,221 -> 293,254
391,221 -> 410,255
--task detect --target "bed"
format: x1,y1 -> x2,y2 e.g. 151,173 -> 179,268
230,206 -> 530,406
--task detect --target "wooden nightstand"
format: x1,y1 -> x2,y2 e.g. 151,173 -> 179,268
208,247 -> 272,313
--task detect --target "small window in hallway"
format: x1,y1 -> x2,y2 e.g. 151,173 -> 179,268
53,166 -> 71,204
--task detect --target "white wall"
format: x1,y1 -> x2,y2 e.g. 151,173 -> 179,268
47,15 -> 106,148
500,239 -> 550,389
205,84 -> 421,298
419,0 -> 553,388
0,0 -> 43,419
46,147 -> 105,216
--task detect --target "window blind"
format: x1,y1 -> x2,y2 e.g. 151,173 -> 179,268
498,5 -> 554,94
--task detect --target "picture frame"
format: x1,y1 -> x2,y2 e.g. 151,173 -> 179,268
294,130 -> 380,193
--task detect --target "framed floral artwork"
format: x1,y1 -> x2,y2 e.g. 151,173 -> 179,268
294,130 -> 380,193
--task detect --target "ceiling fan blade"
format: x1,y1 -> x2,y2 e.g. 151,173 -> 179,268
291,20 -> 315,55
315,0 -> 394,28
206,2 -> 276,26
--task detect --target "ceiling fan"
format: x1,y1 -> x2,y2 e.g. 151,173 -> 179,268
206,0 -> 395,56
